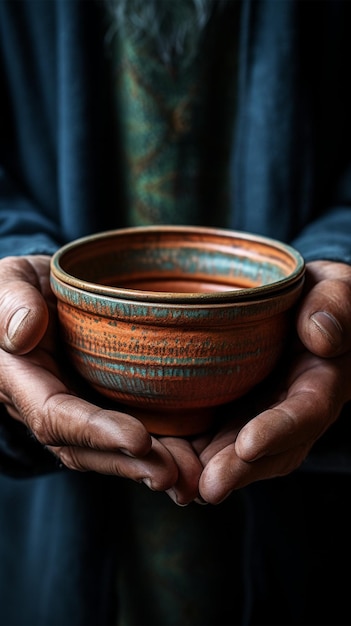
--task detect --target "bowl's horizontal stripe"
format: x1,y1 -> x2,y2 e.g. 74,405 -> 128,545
69,348 -> 263,367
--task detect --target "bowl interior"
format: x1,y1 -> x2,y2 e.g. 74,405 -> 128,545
51,226 -> 305,303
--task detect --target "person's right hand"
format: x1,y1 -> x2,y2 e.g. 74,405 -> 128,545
0,254 -> 199,493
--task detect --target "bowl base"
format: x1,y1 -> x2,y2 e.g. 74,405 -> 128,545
122,405 -> 216,437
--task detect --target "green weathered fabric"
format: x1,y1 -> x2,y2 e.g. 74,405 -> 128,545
112,1 -> 240,228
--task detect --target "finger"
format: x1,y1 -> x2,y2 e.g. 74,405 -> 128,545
199,442 -> 307,504
235,354 -> 346,463
48,437 -> 179,491
30,389 -> 154,458
198,416 -> 247,466
159,436 -> 204,505
0,256 -> 51,354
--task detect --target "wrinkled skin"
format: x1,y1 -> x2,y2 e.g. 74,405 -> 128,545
0,255 -> 351,506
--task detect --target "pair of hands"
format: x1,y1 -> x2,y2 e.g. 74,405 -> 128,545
0,255 -> 351,506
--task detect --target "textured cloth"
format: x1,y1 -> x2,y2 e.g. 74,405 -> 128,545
112,1 -> 240,227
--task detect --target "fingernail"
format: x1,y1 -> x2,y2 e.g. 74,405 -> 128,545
141,477 -> 153,490
119,448 -> 136,458
310,311 -> 343,347
194,496 -> 208,506
7,307 -> 30,341
166,488 -> 188,507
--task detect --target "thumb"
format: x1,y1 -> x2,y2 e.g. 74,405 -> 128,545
0,257 -> 50,354
296,274 -> 351,358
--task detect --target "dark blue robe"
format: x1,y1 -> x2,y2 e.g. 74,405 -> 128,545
1,1 -> 351,624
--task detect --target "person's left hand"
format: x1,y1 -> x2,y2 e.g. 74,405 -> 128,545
187,260 -> 351,504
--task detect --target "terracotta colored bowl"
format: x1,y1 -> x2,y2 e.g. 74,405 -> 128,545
50,225 -> 305,436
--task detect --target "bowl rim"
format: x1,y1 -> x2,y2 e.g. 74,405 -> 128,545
50,225 -> 305,304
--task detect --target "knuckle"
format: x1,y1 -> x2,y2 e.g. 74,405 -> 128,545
28,413 -> 58,446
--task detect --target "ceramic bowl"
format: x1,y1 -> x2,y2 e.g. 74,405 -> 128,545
50,225 -> 305,436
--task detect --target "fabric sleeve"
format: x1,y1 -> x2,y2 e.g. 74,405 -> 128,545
292,165 -> 351,265
0,166 -> 61,259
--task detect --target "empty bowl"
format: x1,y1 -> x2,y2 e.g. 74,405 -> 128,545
50,225 -> 305,436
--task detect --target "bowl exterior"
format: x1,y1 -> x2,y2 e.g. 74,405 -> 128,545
51,275 -> 303,435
